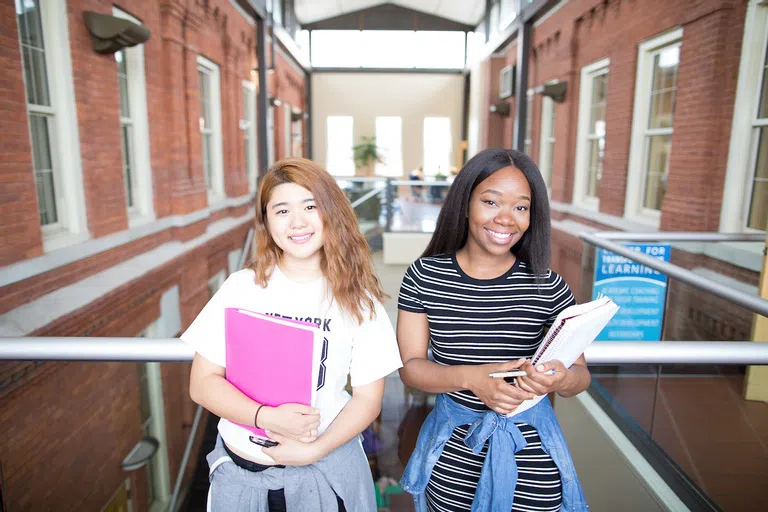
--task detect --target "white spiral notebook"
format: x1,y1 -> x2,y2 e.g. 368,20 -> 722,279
506,295 -> 619,417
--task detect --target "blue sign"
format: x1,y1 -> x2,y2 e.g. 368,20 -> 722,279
592,244 -> 671,342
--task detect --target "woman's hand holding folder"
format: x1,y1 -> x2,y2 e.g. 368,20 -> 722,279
259,403 -> 321,443
514,359 -> 568,396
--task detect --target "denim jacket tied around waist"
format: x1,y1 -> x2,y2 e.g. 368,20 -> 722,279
400,393 -> 589,512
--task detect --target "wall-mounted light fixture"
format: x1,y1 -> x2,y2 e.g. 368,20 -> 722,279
268,96 -> 282,107
290,111 -> 304,122
83,11 -> 150,54
534,80 -> 567,103
121,437 -> 159,471
489,102 -> 511,117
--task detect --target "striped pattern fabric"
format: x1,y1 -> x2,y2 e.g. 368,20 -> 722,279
398,255 -> 575,511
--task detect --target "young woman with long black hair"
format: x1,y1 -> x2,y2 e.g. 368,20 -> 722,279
397,148 -> 590,512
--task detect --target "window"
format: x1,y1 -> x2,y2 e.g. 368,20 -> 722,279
423,117 -> 452,176
375,117 -> 403,177
16,0 -> 87,250
208,270 -> 225,298
242,81 -> 258,193
626,29 -> 682,224
523,90 -> 533,155
113,8 -> 153,223
538,96 -> 556,188
197,56 -> 224,200
326,116 -> 354,176
573,58 -> 609,208
722,1 -> 768,232
310,30 -> 465,69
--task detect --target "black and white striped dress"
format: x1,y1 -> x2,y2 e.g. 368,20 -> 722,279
398,255 -> 575,512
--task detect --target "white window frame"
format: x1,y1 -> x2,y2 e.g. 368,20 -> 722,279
375,116 -> 404,177
538,94 -> 556,190
573,58 -> 610,211
241,80 -> 258,193
720,0 -> 768,233
625,28 -> 683,227
17,0 -> 89,252
113,7 -> 154,226
196,55 -> 225,202
208,270 -> 226,297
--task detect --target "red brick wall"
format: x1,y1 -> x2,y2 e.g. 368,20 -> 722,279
477,0 -> 755,339
0,0 -> 268,509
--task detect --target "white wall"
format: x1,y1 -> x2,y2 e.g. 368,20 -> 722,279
311,73 -> 465,176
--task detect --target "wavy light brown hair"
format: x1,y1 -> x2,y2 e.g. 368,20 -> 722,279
251,158 -> 385,324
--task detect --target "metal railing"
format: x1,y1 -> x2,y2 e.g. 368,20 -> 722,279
2,338 -> 767,365
580,231 -> 768,317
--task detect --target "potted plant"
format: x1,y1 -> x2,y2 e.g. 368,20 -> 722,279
353,136 -> 383,178
348,136 -> 383,222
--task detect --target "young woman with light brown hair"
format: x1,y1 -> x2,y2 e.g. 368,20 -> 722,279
183,158 -> 402,511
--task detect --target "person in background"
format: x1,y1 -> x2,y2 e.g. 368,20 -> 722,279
183,158 -> 402,511
396,148 -> 590,511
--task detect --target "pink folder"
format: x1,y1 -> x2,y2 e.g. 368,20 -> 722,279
224,308 -> 321,438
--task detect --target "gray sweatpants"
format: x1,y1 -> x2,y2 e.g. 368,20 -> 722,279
206,435 -> 377,512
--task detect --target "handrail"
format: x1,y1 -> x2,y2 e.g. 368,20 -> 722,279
592,231 -> 765,242
349,184 -> 386,209
2,338 -> 768,364
580,232 -> 768,317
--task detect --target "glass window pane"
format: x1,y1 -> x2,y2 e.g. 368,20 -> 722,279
122,124 -> 134,208
643,134 -> 672,210
198,70 -> 210,127
21,46 -> 50,107
116,50 -> 130,118
649,90 -> 675,129
587,138 -> 603,198
748,127 -> 768,230
423,117 -> 451,175
759,38 -> 768,119
375,116 -> 403,176
411,32 -> 466,69
311,31 -> 363,68
29,114 -> 57,225
16,0 -> 45,48
202,133 -> 212,188
326,116 -> 354,176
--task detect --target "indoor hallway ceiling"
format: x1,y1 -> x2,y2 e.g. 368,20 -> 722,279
294,0 -> 486,27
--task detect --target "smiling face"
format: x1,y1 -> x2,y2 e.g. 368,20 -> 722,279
465,166 -> 531,259
266,182 -> 325,268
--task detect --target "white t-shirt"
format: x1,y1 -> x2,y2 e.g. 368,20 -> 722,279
180,266 -> 403,461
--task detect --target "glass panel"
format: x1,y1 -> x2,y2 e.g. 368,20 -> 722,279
198,70 -> 210,128
375,116 -> 403,177
29,114 -> 57,225
326,116 -> 354,176
648,48 -> 678,129
16,0 -> 50,107
202,133 -> 212,189
759,36 -> 768,119
116,50 -> 130,118
423,117 -> 451,176
643,134 -> 671,210
587,138 -> 602,198
748,127 -> 768,230
589,73 -> 607,134
121,124 -> 134,208
524,95 -> 533,155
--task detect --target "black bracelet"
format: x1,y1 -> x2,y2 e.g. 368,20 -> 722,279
254,404 -> 264,428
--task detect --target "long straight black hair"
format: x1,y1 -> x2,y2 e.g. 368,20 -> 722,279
421,148 -> 551,277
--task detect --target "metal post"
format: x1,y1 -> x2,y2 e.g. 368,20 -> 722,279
256,17 -> 270,177
513,20 -> 531,151
385,177 -> 394,232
